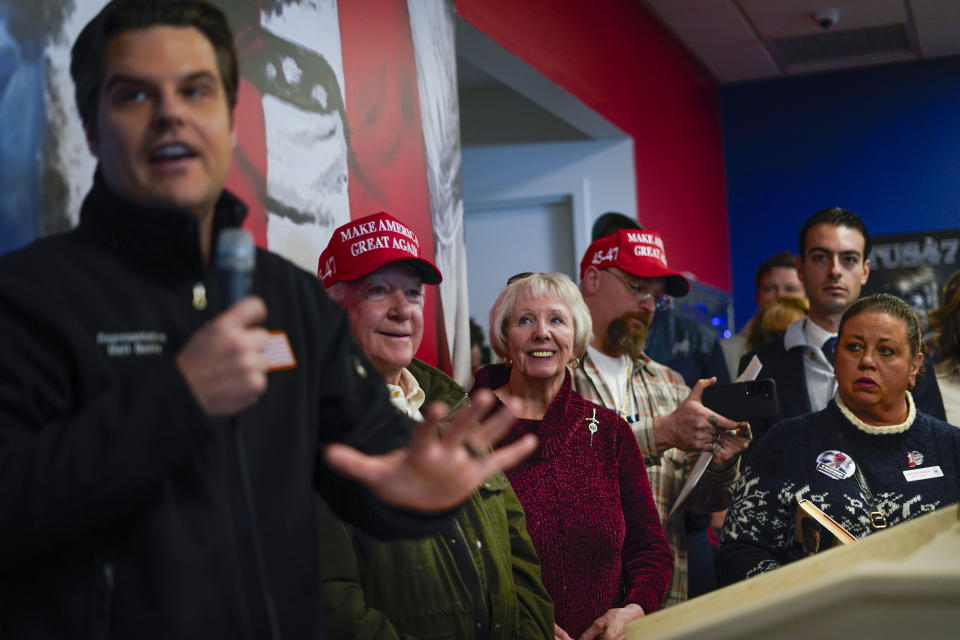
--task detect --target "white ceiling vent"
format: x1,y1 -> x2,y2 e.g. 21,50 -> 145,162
770,23 -> 917,73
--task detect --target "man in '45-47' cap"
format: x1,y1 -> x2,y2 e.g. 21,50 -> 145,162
580,228 -> 690,298
573,226 -> 751,607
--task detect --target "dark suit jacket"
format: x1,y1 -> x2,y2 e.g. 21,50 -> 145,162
739,335 -> 946,449
646,307 -> 731,388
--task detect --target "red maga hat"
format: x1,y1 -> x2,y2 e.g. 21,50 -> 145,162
579,229 -> 690,297
318,211 -> 442,287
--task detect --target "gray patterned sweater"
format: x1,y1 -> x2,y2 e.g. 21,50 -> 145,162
717,395 -> 960,584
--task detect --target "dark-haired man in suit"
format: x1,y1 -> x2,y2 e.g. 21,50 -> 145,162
740,207 -> 945,446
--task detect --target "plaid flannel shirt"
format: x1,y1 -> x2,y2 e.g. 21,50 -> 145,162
573,352 -> 738,607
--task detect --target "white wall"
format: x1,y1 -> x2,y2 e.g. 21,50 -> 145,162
462,138 -> 638,341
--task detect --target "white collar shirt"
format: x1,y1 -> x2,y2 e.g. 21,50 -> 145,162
385,368 -> 425,421
784,317 -> 836,412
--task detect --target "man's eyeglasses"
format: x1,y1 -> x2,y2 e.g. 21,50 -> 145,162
605,269 -> 669,309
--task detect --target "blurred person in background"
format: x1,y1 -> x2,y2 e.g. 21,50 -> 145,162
722,251 -> 805,379
471,316 -> 491,372
929,271 -> 960,426
745,295 -> 810,354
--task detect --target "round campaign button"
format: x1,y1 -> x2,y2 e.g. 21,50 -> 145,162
815,450 -> 856,480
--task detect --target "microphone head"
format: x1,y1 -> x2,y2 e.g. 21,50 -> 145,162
216,228 -> 255,305
216,228 -> 255,273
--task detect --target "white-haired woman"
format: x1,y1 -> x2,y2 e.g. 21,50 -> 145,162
474,272 -> 672,640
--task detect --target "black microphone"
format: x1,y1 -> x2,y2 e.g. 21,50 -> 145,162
216,228 -> 255,306
216,228 -> 282,637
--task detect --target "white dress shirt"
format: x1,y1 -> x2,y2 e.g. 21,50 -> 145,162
784,317 -> 837,412
385,367 -> 426,421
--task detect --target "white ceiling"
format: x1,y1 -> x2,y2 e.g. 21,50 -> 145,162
640,0 -> 960,83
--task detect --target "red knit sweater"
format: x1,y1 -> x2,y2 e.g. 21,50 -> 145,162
474,365 -> 672,637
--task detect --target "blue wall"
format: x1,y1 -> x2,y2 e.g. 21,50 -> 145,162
722,57 -> 960,330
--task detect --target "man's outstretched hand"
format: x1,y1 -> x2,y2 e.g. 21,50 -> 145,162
323,389 -> 536,512
653,377 -> 742,454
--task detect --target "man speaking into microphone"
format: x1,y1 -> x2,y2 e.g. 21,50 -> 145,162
0,1 -> 534,638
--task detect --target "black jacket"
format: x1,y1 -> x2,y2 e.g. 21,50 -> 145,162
646,307 -> 731,388
0,174 -> 447,639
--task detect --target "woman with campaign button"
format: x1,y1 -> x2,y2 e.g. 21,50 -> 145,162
717,293 -> 960,584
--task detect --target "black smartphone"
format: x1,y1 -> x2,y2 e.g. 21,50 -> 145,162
701,379 -> 779,422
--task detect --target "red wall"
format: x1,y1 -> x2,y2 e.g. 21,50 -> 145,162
338,0 -> 445,370
457,0 -> 731,291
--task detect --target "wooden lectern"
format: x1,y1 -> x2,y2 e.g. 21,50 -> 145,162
627,503 -> 960,639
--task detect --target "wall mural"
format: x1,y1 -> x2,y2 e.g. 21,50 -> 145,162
863,228 -> 960,338
0,0 -> 469,381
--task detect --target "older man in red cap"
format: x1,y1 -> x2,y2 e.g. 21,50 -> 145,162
315,212 -> 553,639
574,229 -> 752,607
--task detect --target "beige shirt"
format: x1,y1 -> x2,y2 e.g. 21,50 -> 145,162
385,368 -> 426,421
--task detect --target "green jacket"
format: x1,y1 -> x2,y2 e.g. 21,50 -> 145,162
318,359 -> 553,639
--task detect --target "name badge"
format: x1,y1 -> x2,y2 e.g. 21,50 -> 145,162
903,466 -> 943,482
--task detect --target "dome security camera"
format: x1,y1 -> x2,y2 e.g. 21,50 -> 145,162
813,8 -> 841,29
